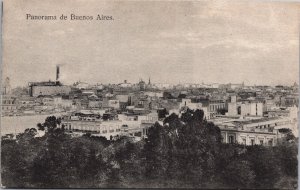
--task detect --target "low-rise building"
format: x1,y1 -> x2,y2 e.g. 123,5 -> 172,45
227,101 -> 263,117
240,102 -> 263,116
212,117 -> 293,146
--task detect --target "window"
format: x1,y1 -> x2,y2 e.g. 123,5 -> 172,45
229,135 -> 234,144
251,139 -> 255,146
260,140 -> 264,145
242,138 -> 246,145
268,140 -> 273,146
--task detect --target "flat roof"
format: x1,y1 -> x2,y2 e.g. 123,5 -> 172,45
232,117 -> 285,125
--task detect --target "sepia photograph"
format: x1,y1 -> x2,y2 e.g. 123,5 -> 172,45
1,0 -> 299,189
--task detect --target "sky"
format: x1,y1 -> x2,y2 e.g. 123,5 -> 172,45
2,0 -> 300,87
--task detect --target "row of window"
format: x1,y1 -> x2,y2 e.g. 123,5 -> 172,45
64,124 -> 121,134
223,134 -> 274,146
2,106 -> 17,110
209,104 -> 225,112
244,138 -> 273,146
2,100 -> 15,104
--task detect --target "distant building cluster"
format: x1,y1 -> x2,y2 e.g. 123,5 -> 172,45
1,70 -> 299,145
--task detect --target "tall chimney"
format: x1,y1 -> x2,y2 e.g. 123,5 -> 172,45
56,65 -> 60,81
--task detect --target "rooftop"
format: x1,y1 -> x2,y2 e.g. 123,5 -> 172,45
232,117 -> 282,125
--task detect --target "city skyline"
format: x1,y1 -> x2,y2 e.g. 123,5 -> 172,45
2,0 -> 299,87
3,70 -> 299,89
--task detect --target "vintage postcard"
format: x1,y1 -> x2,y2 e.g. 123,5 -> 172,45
1,0 -> 299,189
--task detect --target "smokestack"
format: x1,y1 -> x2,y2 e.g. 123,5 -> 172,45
56,65 -> 60,81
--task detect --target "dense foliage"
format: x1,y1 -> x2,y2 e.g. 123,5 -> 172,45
1,110 -> 298,188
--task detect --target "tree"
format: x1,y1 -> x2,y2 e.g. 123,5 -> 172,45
222,159 -> 255,188
113,140 -> 144,187
245,146 -> 281,188
143,109 -> 222,187
143,122 -> 170,181
37,123 -> 45,131
157,108 -> 168,119
1,139 -> 30,187
1,110 -> 298,189
274,142 -> 298,178
278,128 -> 296,142
41,116 -> 62,133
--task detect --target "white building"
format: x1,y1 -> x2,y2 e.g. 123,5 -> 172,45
108,100 -> 120,109
212,117 -> 293,146
62,119 -> 122,139
227,99 -> 263,117
241,102 -> 263,116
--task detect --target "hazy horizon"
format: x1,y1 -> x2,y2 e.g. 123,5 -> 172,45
2,0 -> 299,88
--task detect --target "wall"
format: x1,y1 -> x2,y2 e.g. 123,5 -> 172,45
227,102 -> 237,116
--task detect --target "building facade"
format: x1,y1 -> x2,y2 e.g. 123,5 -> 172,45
216,117 -> 292,146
